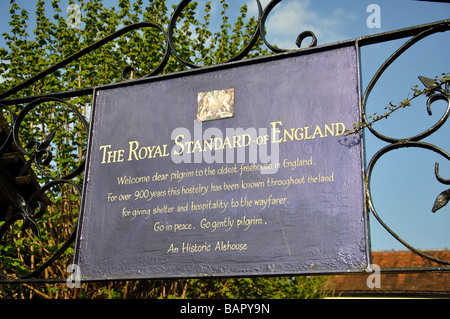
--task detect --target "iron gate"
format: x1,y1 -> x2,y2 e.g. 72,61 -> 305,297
0,0 -> 448,283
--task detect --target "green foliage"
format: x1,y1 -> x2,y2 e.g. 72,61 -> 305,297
180,276 -> 331,299
0,0 -> 333,299
0,275 -> 333,299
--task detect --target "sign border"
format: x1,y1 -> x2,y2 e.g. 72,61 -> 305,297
73,40 -> 371,281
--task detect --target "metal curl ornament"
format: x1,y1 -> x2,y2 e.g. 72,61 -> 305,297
167,0 -> 264,68
361,22 -> 450,144
365,140 -> 450,265
167,0 -> 318,68
360,22 -> 450,265
12,97 -> 89,181
363,75 -> 450,264
0,180 -> 81,280
259,0 -> 317,52
121,22 -> 171,80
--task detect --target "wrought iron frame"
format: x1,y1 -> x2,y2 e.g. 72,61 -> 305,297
0,0 -> 448,283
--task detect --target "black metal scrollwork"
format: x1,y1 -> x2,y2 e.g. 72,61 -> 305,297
167,0 -> 317,68
430,81 -> 450,214
13,97 -> 89,181
0,0 -> 448,281
361,21 -> 450,266
0,97 -> 87,279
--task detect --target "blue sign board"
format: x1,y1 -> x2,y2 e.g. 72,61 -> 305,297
74,43 -> 369,280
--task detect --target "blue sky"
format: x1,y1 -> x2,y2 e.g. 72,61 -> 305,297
1,0 -> 449,252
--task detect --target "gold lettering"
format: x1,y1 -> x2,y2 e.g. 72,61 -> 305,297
232,134 -> 242,148
117,149 -> 125,162
283,128 -> 295,142
294,127 -> 303,140
336,122 -> 346,135
173,134 -> 185,155
270,121 -> 283,143
203,138 -> 214,152
160,144 -> 170,157
312,125 -> 324,138
99,145 -> 111,163
324,123 -> 334,137
222,136 -> 232,149
192,139 -> 203,153
128,140 -> 139,161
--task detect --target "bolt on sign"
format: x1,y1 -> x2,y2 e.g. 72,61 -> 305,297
74,42 -> 370,281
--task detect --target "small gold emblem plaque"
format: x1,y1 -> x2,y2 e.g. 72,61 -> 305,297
197,88 -> 235,122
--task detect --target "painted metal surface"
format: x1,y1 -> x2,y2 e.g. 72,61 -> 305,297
74,44 -> 367,280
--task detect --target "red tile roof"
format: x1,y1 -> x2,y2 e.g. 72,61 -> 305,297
327,250 -> 450,297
